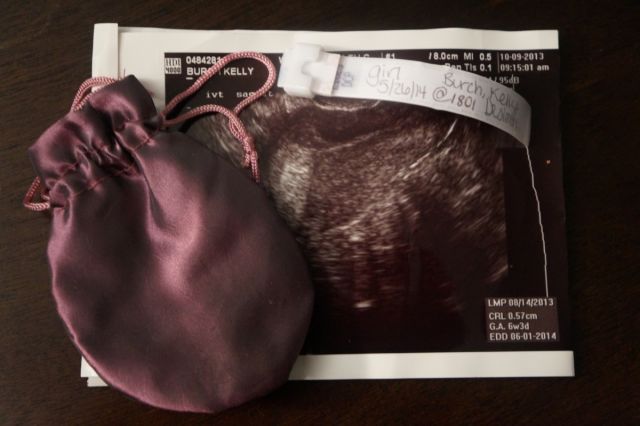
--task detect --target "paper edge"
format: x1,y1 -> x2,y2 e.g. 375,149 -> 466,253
92,23 -> 119,78
82,351 -> 574,386
114,26 -> 558,50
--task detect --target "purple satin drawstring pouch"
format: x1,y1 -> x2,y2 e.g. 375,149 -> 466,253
23,52 -> 314,413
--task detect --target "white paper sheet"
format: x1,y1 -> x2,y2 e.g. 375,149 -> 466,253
83,24 -> 572,385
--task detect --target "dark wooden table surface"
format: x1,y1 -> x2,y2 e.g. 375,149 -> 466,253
2,1 -> 638,424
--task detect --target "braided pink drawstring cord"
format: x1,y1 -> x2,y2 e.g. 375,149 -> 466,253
23,177 -> 50,212
160,104 -> 261,181
70,77 -> 119,112
160,51 -> 277,182
24,52 -> 276,211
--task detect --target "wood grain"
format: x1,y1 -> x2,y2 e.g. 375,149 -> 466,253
1,0 -> 638,424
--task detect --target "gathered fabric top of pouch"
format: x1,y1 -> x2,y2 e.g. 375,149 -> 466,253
27,77 -> 160,208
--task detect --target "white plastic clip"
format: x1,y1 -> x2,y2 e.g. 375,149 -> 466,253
277,43 -> 341,98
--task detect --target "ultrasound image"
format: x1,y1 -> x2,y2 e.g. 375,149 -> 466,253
188,93 -> 511,353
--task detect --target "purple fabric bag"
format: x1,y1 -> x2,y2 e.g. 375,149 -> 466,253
23,53 -> 313,413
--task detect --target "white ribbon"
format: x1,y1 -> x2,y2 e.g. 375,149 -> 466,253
278,44 -> 531,146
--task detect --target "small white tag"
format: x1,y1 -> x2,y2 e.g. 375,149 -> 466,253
279,45 -> 531,146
